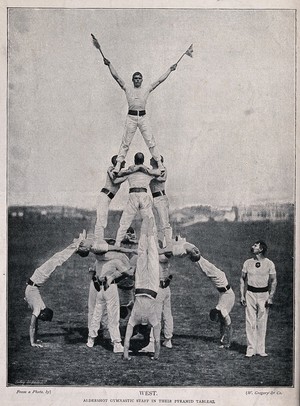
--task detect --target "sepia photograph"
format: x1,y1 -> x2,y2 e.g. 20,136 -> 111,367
0,0 -> 298,405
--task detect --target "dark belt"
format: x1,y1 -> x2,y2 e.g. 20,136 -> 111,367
129,187 -> 147,193
247,285 -> 269,293
217,284 -> 231,293
135,288 -> 157,299
152,190 -> 166,198
27,279 -> 40,287
128,110 -> 146,116
101,188 -> 115,200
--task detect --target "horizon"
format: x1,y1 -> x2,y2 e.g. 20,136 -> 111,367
8,199 -> 294,212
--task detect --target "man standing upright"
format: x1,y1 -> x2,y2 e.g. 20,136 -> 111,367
114,152 -> 161,246
102,57 -> 177,172
86,250 -> 134,353
149,156 -> 172,249
240,240 -> 277,357
94,155 -> 127,243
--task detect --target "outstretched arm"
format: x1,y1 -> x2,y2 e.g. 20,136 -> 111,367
103,58 -> 125,89
146,167 -> 164,177
116,165 -> 138,177
108,245 -> 138,254
132,164 -> 164,177
91,243 -> 137,255
150,64 -> 177,92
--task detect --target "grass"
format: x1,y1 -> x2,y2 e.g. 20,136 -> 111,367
7,216 -> 294,387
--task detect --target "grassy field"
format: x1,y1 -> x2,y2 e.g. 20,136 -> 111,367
7,215 -> 294,387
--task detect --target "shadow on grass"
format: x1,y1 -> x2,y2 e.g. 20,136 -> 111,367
173,333 -> 247,354
59,326 -> 152,355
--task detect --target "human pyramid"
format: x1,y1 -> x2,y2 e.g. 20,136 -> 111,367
24,36 -> 277,361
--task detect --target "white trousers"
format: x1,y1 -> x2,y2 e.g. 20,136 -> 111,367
115,193 -> 155,246
94,192 -> 111,241
117,115 -> 160,162
87,280 -> 108,331
135,216 -> 159,297
245,291 -> 269,354
150,286 -> 173,342
153,195 -> 172,246
89,284 -> 121,343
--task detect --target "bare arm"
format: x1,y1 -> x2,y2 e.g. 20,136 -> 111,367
123,324 -> 134,360
103,58 -> 126,89
29,315 -> 42,347
112,175 -> 129,185
147,168 -> 164,177
154,171 -> 167,182
240,272 -> 247,306
117,165 -> 138,177
103,260 -> 134,287
107,167 -> 128,184
107,167 -> 116,181
107,166 -> 128,184
108,245 -> 138,254
222,316 -> 232,348
266,274 -> 277,306
150,64 -> 177,92
133,164 -> 164,177
91,244 -> 137,255
151,324 -> 161,360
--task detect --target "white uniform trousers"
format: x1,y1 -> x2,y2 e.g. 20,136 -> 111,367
115,193 -> 155,246
88,280 -> 108,331
149,286 -> 173,342
117,114 -> 160,162
245,290 -> 269,354
153,195 -> 172,247
89,284 -> 121,343
94,192 -> 111,241
135,216 -> 159,298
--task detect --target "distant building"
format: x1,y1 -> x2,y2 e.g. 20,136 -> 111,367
238,203 -> 294,222
8,202 -> 294,224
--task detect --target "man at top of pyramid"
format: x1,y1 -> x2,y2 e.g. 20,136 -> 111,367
102,57 -> 177,173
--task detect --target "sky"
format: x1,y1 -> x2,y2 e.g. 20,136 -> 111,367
7,7 -> 296,211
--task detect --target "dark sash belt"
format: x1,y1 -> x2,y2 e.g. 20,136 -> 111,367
129,187 -> 147,193
152,190 -> 166,198
135,288 -> 157,299
27,279 -> 40,287
101,188 -> 115,200
128,110 -> 146,116
247,285 -> 269,293
217,284 -> 231,293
